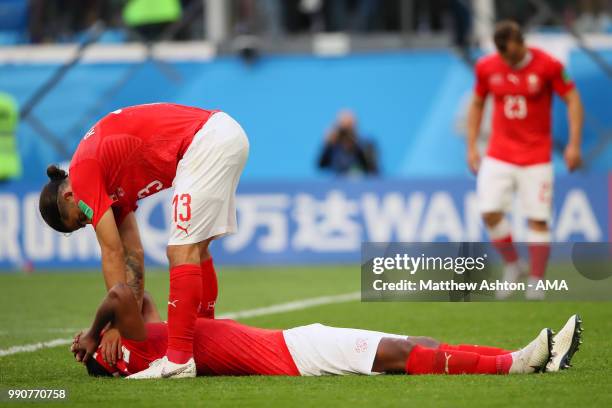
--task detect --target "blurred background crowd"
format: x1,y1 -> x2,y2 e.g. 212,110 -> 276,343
0,0 -> 611,182
1,0 -> 610,46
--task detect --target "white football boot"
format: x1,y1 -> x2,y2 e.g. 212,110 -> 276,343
496,260 -> 528,300
126,356 -> 196,379
525,277 -> 546,301
509,328 -> 553,374
546,314 -> 583,372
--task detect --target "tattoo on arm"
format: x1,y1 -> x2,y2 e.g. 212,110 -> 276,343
124,251 -> 144,309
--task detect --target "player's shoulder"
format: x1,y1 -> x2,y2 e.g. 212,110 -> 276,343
530,47 -> 563,67
475,52 -> 503,72
99,103 -> 166,119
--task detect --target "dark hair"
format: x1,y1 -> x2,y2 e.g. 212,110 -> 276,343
493,20 -> 524,53
85,357 -> 112,377
39,165 -> 71,233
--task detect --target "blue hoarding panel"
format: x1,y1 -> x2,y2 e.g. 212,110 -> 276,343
0,175 -> 608,269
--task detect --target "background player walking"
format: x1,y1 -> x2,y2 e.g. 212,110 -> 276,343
466,21 -> 584,300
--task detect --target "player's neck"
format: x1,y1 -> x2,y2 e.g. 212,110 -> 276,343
511,49 -> 532,70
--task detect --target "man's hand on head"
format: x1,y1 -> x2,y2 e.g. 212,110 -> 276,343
71,330 -> 84,361
73,329 -> 100,364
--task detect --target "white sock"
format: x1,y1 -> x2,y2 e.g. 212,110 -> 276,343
526,229 -> 551,243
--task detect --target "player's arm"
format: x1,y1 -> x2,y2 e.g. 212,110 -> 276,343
73,283 -> 146,363
466,92 -> 486,173
95,208 -> 127,291
74,289 -> 160,365
561,88 -> 584,171
118,212 -> 145,310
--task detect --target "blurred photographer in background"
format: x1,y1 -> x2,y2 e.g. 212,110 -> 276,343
318,110 -> 379,177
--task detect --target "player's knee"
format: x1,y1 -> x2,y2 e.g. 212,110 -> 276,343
409,336 -> 440,348
482,212 -> 503,228
373,338 -> 415,373
527,219 -> 548,231
166,244 -> 200,267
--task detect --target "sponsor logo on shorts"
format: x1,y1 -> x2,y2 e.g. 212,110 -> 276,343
176,224 -> 191,236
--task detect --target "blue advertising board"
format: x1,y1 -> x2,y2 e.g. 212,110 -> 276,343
0,175 -> 608,269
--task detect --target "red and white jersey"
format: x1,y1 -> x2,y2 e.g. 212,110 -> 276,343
118,320 -> 300,376
69,103 -> 216,227
474,47 -> 574,165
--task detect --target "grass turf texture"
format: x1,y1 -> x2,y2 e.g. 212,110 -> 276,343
1,266 -> 611,407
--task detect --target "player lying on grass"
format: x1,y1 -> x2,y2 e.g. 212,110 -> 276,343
71,283 -> 583,378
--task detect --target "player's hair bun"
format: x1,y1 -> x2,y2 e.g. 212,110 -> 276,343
46,164 -> 68,181
40,164 -> 71,233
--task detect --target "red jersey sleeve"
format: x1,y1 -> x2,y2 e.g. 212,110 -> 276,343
69,159 -> 113,228
474,60 -> 489,98
549,57 -> 574,96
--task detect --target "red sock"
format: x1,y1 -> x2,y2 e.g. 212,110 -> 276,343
197,258 -> 218,319
167,264 -> 201,364
492,235 -> 519,264
405,345 -> 512,375
439,343 -> 514,356
528,244 -> 550,279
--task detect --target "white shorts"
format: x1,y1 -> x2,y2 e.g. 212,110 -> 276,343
477,156 -> 553,221
282,323 -> 408,376
168,112 -> 249,245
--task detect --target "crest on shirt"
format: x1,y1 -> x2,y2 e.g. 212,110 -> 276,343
527,73 -> 540,92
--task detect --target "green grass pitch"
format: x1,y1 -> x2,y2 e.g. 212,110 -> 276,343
1,266 -> 611,407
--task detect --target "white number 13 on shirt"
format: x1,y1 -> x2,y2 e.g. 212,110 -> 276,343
503,95 -> 527,119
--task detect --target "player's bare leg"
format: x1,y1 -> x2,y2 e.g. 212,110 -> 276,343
372,336 -> 439,373
483,212 -> 527,299
373,330 -> 552,375
525,219 -> 551,301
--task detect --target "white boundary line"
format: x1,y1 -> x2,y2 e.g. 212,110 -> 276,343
0,291 -> 360,358
0,338 -> 73,357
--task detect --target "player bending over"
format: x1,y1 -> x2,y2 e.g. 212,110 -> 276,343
40,103 -> 247,378
466,21 -> 584,300
72,284 -> 583,378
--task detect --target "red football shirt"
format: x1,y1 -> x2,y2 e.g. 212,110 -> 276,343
69,103 -> 216,227
474,47 -> 574,165
119,320 -> 300,376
